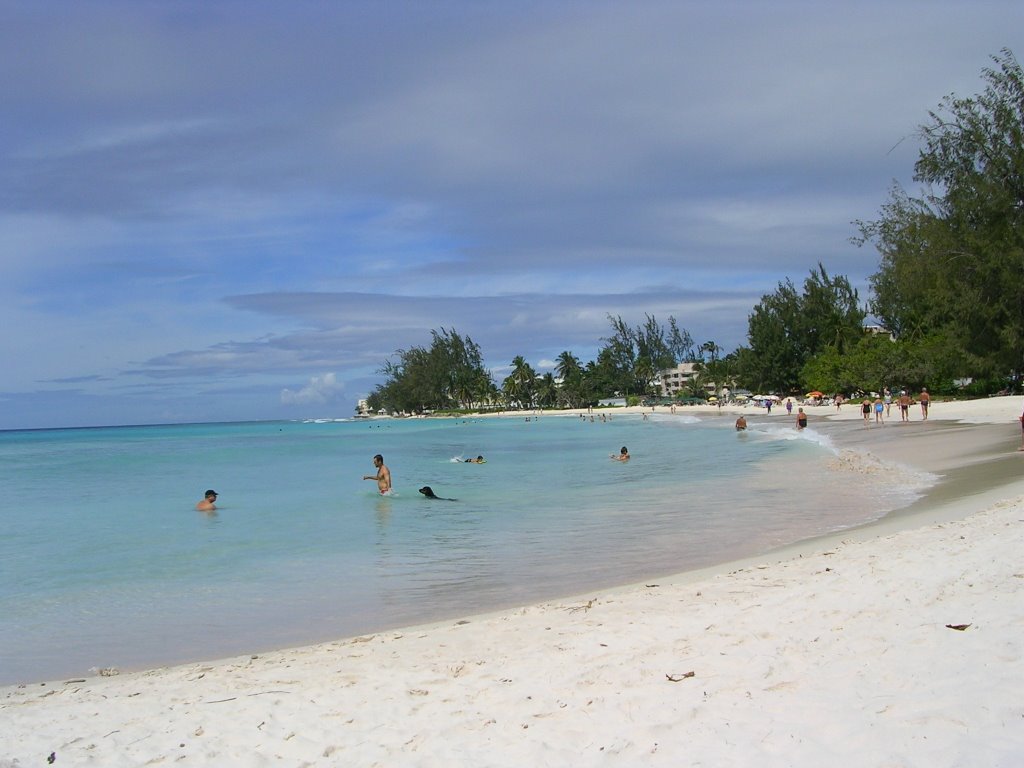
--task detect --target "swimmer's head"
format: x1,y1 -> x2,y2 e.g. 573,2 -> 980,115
418,486 -> 437,498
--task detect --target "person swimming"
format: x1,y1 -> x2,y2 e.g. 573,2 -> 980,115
610,446 -> 630,461
464,455 -> 485,463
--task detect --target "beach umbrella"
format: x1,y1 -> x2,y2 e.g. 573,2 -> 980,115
806,390 -> 824,398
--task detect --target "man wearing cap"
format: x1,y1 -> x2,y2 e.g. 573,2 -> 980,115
195,489 -> 218,511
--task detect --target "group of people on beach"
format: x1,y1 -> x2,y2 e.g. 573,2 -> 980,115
859,388 -> 930,426
728,387 -> 937,437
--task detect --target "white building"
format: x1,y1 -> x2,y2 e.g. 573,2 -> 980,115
655,362 -> 700,397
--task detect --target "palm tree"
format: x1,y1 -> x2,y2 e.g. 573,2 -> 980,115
535,372 -> 558,409
555,351 -> 582,381
503,355 -> 537,409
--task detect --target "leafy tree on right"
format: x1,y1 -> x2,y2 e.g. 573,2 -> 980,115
856,48 -> 1024,390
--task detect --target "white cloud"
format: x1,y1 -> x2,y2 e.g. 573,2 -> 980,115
280,373 -> 343,406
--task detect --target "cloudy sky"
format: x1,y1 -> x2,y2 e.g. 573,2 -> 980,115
2,1 -> 1019,429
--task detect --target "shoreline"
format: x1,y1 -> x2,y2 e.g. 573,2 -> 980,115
3,397 -> 1023,764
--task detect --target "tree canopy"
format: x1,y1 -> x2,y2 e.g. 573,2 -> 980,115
738,264 -> 865,394
858,48 -> 1024,383
367,328 -> 495,413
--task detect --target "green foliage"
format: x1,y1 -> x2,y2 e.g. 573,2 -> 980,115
596,314 -> 696,396
555,351 -> 592,408
859,48 -> 1024,380
740,264 -> 865,394
369,328 -> 495,413
799,333 -> 967,396
502,355 -> 538,409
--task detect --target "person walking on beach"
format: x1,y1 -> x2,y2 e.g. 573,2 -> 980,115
795,408 -> 807,431
862,398 -> 872,426
195,489 -> 218,511
919,388 -> 931,420
899,390 -> 911,422
884,388 -> 893,417
363,454 -> 392,495
874,396 -> 885,425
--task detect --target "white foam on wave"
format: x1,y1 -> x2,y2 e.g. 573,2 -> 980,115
756,422 -> 833,446
651,413 -> 702,426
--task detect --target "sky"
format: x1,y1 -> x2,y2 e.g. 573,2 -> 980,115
2,1 -> 1020,429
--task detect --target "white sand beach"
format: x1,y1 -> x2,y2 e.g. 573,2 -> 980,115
3,397 -> 1023,767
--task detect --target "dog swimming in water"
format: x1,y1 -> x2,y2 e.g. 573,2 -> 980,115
418,486 -> 456,501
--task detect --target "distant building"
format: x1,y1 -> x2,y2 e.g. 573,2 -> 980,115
863,324 -> 896,340
355,399 -> 371,417
655,362 -> 700,397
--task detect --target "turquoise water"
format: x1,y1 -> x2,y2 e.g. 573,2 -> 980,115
0,413 -> 926,684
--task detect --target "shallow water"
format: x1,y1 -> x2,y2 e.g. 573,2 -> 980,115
0,413 -> 931,684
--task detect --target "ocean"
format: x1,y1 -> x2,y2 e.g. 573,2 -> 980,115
0,412 -> 932,685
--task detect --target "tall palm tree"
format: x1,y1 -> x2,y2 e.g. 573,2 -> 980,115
503,355 -> 537,409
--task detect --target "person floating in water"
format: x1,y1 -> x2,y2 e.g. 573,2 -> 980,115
735,415 -> 747,431
419,486 -> 456,501
464,455 -> 485,463
195,489 -> 218,511
610,446 -> 630,461
363,454 -> 392,495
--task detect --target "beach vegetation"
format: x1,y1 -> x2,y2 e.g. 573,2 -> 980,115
736,264 -> 865,394
502,355 -> 538,409
367,328 -> 495,414
554,351 -> 592,408
595,314 -> 697,398
858,48 -> 1024,385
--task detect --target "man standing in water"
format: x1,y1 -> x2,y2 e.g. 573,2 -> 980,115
363,454 -> 392,495
795,408 -> 808,431
195,489 -> 218,511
